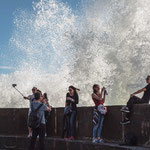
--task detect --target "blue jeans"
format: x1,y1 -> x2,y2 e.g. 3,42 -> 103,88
93,114 -> 104,138
69,110 -> 76,137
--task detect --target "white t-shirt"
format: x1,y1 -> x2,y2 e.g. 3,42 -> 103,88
28,94 -> 35,114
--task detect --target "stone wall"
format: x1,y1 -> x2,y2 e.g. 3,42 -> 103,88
0,105 -> 149,146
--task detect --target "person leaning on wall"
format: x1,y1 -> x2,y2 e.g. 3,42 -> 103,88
63,85 -> 80,140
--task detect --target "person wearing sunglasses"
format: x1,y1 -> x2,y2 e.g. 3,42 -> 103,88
64,85 -> 79,140
120,75 -> 150,125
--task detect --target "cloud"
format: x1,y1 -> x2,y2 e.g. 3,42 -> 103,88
0,66 -> 15,70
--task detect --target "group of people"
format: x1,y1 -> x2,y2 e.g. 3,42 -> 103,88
24,87 -> 51,150
24,88 -> 51,138
24,75 -> 150,150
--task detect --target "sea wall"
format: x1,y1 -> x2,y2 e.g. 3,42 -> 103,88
0,105 -> 149,146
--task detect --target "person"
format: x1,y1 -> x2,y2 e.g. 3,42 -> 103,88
120,75 -> 150,125
24,87 -> 37,137
92,84 -> 107,143
37,89 -> 42,95
64,85 -> 79,140
28,92 -> 51,150
42,93 -> 50,107
42,93 -> 52,136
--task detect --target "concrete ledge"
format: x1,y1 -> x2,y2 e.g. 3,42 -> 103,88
0,106 -> 123,142
0,105 -> 150,146
0,135 -> 149,150
125,104 -> 150,145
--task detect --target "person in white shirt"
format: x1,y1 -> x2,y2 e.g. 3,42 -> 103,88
24,87 -> 37,137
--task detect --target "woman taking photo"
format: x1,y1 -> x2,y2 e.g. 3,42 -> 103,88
63,85 -> 79,140
92,84 -> 107,143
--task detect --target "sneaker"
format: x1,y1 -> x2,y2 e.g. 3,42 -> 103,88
98,139 -> 104,143
92,138 -> 98,143
120,106 -> 130,113
27,133 -> 32,138
120,119 -> 130,125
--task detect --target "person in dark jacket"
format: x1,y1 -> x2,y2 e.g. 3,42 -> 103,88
65,85 -> 79,140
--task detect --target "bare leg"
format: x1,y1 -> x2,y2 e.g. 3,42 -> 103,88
28,127 -> 32,137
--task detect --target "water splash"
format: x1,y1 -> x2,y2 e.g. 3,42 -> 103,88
1,0 -> 150,108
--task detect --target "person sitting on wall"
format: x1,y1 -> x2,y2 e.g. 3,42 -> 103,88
92,84 -> 107,143
24,87 -> 37,138
120,75 -> 150,125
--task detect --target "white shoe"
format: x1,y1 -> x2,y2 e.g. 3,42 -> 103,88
98,138 -> 104,143
120,106 -> 130,113
92,138 -> 98,143
27,133 -> 32,138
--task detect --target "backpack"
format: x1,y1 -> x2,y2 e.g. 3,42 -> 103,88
125,133 -> 137,146
28,103 -> 43,129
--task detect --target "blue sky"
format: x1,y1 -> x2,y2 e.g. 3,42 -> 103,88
0,0 -> 81,74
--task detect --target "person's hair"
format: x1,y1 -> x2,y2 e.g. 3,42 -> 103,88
146,75 -> 150,80
37,89 -> 42,95
93,84 -> 99,93
43,93 -> 48,99
32,87 -> 37,90
69,85 -> 80,96
34,92 -> 41,100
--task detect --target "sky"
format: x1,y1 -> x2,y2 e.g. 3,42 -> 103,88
0,0 -> 81,74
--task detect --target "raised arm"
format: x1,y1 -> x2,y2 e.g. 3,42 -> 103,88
131,88 -> 146,96
101,87 -> 105,96
92,93 -> 102,101
24,96 -> 30,100
102,91 -> 107,103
